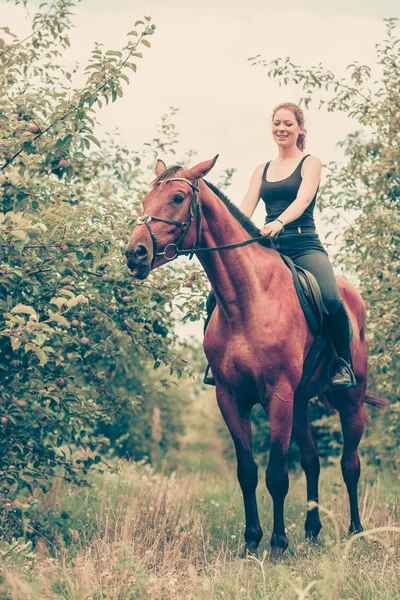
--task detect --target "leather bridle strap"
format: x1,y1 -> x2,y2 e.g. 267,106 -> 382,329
136,177 -> 201,266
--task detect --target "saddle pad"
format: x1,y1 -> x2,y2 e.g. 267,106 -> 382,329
280,254 -> 324,336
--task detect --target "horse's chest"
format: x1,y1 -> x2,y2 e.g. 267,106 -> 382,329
209,338 -> 276,382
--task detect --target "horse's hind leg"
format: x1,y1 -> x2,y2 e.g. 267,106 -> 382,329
216,386 -> 263,555
336,386 -> 366,534
292,398 -> 322,541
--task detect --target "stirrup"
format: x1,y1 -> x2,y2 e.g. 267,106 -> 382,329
328,357 -> 357,391
203,364 -> 215,386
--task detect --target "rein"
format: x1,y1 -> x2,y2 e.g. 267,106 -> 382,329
174,235 -> 267,256
136,177 -> 267,262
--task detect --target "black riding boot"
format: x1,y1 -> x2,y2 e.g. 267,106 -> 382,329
325,303 -> 357,390
203,291 -> 216,386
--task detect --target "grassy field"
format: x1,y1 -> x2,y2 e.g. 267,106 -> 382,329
1,391 -> 399,599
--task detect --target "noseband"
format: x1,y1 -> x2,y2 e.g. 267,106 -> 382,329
136,177 -> 202,265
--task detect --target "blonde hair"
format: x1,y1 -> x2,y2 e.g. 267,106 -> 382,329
272,103 -> 306,151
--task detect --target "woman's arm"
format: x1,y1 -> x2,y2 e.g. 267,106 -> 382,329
239,163 -> 265,218
261,156 -> 322,237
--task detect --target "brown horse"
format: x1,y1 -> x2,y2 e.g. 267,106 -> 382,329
125,156 -> 386,556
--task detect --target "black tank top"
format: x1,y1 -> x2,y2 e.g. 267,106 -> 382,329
260,154 -> 317,229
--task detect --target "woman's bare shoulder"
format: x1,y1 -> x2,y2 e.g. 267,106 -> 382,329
304,155 -> 322,168
253,162 -> 269,175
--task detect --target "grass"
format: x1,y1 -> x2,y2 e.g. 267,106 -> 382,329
1,461 -> 399,599
1,390 -> 399,599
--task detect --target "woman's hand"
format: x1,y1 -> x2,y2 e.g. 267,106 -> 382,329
260,219 -> 284,238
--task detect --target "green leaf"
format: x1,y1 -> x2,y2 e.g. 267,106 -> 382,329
11,304 -> 36,316
59,289 -> 75,298
30,345 -> 48,366
85,135 -> 101,148
11,229 -> 28,241
66,294 -> 88,309
62,134 -> 73,148
141,39 -> 151,48
49,311 -> 70,328
50,297 -> 67,310
11,337 -> 21,351
106,50 -> 122,57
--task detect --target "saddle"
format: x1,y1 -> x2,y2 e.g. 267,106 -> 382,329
280,254 -> 324,336
280,254 -> 329,391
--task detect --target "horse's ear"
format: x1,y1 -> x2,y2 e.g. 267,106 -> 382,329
155,159 -> 167,177
185,155 -> 219,181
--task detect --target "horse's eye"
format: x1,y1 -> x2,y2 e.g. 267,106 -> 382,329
173,193 -> 185,204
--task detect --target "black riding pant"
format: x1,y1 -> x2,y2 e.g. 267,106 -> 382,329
271,230 -> 342,314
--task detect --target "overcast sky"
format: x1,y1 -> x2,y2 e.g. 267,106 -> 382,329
4,0 -> 398,218
3,0 -> 399,340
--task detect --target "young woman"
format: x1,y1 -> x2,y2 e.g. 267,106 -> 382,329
204,102 -> 356,389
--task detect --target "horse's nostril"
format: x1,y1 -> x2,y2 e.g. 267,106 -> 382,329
125,249 -> 136,260
125,245 -> 149,263
136,244 -> 148,258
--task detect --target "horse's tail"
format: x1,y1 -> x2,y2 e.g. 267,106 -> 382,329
363,394 -> 390,409
319,391 -> 390,414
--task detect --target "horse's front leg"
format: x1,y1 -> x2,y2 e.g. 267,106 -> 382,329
216,385 -> 263,556
265,378 -> 294,556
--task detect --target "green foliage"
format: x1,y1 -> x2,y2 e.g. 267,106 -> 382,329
0,1 -> 207,499
251,18 -> 400,469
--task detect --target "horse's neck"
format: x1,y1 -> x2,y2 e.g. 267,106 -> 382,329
197,183 -> 281,323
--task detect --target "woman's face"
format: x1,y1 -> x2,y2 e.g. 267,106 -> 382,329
272,108 -> 303,149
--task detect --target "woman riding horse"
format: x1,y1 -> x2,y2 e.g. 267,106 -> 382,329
125,136 -> 384,556
204,102 -> 356,390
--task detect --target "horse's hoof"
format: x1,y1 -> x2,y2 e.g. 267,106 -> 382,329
348,523 -> 363,536
305,523 -> 322,543
270,534 -> 288,560
270,546 -> 285,561
305,532 -> 321,545
242,542 -> 259,559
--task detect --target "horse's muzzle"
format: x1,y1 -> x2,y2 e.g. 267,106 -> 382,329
125,244 -> 152,279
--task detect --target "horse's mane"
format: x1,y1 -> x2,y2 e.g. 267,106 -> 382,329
152,165 -> 272,248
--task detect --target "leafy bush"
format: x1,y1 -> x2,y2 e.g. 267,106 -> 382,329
0,1 -> 207,499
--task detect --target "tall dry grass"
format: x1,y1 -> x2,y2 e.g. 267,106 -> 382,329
0,460 -> 399,600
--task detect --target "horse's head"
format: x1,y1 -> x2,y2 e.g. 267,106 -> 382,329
125,156 -> 218,279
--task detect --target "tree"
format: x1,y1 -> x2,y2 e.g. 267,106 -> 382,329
0,0 -> 206,499
249,18 -> 400,469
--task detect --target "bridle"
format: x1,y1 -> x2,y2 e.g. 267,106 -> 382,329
135,177 -> 269,266
136,177 -> 202,266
